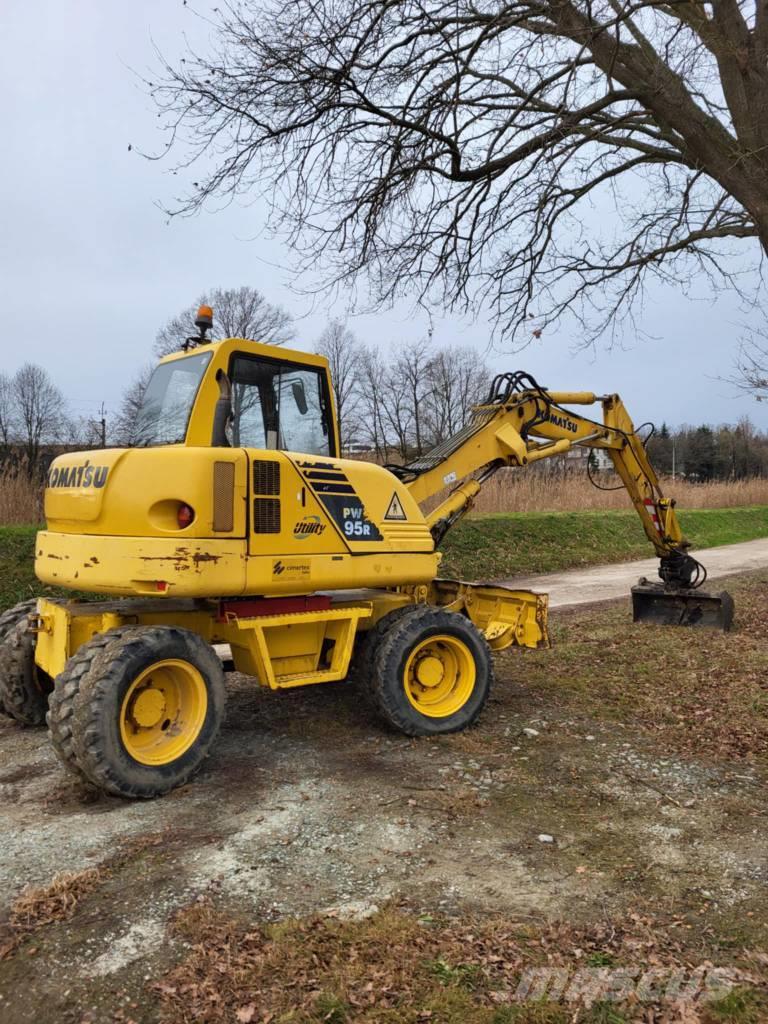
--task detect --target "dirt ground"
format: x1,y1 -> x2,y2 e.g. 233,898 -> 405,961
0,574 -> 766,1023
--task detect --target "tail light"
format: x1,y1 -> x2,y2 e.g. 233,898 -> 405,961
177,503 -> 195,529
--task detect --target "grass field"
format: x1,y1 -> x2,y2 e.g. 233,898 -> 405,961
440,506 -> 768,578
1,506 -> 766,610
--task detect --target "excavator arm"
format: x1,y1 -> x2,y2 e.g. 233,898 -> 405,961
397,372 -> 733,629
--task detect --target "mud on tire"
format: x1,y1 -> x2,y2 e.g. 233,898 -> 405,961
68,626 -> 226,799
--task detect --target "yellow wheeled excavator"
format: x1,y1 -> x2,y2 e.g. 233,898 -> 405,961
0,307 -> 732,798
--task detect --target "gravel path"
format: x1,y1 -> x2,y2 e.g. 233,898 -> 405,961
502,537 -> 768,608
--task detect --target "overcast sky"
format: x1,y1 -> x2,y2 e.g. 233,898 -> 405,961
2,0 -> 765,431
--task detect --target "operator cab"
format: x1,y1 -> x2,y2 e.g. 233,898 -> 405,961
133,307 -> 337,455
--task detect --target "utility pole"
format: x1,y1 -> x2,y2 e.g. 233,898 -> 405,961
98,403 -> 107,448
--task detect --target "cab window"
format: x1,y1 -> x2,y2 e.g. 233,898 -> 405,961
229,355 -> 334,456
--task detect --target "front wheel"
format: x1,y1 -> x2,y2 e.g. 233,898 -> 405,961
368,606 -> 493,736
66,626 -> 226,799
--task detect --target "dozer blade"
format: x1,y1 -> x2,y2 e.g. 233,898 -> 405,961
631,584 -> 734,630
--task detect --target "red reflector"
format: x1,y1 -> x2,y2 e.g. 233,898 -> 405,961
156,581 -> 168,592
177,503 -> 195,529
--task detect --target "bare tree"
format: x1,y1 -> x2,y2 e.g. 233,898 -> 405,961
356,347 -> 390,457
423,347 -> 492,446
152,0 -> 767,345
0,374 -> 12,454
733,332 -> 768,401
353,338 -> 491,459
12,364 -> 67,469
315,320 -> 362,450
156,286 -> 294,355
395,340 -> 433,457
114,365 -> 154,446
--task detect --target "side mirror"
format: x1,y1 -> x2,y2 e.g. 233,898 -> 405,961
291,380 -> 308,415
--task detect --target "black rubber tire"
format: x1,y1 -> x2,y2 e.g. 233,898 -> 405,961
0,600 -> 37,639
47,632 -> 122,780
369,606 -> 493,736
0,614 -> 54,726
68,626 -> 226,799
349,604 -> 418,686
0,600 -> 38,716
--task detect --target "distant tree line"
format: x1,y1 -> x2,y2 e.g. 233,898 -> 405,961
0,364 -> 103,475
646,421 -> 768,481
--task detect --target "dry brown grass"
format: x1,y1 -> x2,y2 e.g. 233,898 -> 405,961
0,465 -> 42,525
468,471 -> 768,514
9,868 -> 103,931
1,456 -> 766,528
0,867 -> 103,959
502,570 -> 768,765
153,900 -> 766,1024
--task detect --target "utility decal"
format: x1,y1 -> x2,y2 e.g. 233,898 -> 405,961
47,461 -> 109,489
272,559 -> 312,581
293,515 -> 326,540
545,411 -> 578,433
384,492 -> 407,521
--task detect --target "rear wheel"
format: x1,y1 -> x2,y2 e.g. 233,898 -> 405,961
68,626 -> 226,799
0,613 -> 54,726
368,606 -> 493,736
0,600 -> 38,717
48,632 -> 121,779
349,604 -> 417,685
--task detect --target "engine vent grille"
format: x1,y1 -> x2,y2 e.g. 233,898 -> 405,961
212,461 -> 235,532
253,460 -> 280,495
253,497 -> 281,534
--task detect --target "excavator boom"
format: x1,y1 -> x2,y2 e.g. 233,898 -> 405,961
397,371 -> 732,630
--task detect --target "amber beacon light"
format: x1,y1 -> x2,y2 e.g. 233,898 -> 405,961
195,305 -> 213,340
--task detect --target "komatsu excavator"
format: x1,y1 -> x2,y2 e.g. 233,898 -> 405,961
0,307 -> 733,798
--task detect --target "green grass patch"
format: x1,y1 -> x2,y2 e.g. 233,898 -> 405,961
0,525 -> 75,611
704,987 -> 767,1024
440,506 -> 768,579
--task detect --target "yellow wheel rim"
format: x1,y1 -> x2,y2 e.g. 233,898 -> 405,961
119,659 -> 208,766
403,634 -> 476,718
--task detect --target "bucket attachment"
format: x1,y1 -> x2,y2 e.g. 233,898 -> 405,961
631,582 -> 734,630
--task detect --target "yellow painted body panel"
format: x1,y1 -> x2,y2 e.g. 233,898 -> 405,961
35,529 -> 439,599
44,447 -> 249,538
35,531 -> 249,597
38,338 -> 434,599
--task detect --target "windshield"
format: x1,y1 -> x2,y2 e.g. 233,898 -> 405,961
133,351 -> 212,446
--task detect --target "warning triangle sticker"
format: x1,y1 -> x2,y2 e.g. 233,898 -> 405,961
384,492 -> 407,521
